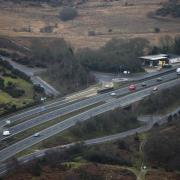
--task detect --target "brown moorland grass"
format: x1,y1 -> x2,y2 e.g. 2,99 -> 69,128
0,0 -> 179,49
4,163 -> 137,180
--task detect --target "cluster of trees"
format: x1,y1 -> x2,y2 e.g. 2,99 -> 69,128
0,102 -> 17,113
5,143 -> 136,179
70,108 -> 140,139
156,0 -> 180,18
0,78 -> 25,98
0,59 -> 30,81
151,35 -> 180,55
33,84 -> 45,94
30,38 -> 94,94
84,146 -> 132,166
44,142 -> 132,167
145,121 -> 180,171
59,7 -> 78,21
5,81 -> 25,98
77,38 -> 149,73
138,84 -> 180,115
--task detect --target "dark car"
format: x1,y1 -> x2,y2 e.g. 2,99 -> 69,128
157,77 -> 162,82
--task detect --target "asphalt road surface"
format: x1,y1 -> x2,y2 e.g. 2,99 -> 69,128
0,66 -> 178,129
0,78 -> 179,162
0,70 -> 178,141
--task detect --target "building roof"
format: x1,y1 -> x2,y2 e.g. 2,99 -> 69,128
140,54 -> 168,61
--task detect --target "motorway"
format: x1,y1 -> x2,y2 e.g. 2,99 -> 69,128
0,78 -> 180,162
0,86 -> 98,128
0,70 -> 178,142
0,67 -> 178,130
0,65 -> 177,128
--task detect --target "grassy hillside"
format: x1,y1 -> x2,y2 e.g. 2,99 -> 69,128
0,0 -> 179,49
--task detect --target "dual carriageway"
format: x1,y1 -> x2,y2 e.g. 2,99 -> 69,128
0,67 -> 179,163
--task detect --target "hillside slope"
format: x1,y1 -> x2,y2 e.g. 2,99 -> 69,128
0,0 -> 179,49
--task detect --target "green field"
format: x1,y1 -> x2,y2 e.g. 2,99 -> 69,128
2,76 -> 34,105
0,71 -> 35,115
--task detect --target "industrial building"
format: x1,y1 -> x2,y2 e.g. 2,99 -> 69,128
140,54 -> 169,67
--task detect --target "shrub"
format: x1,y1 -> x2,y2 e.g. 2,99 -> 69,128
168,115 -> 173,122
3,72 -> 17,79
154,27 -> 160,33
173,113 -> 178,119
59,7 -> 78,21
12,69 -> 30,81
5,85 -> 25,98
31,161 -> 42,176
84,149 -> 132,166
117,140 -> 129,150
0,60 -> 13,70
40,25 -> 54,33
0,49 -> 11,57
4,81 -> 25,98
153,122 -> 159,128
88,30 -> 96,36
33,84 -> 45,94
145,126 -> 180,171
0,78 -> 4,89
138,84 -> 180,114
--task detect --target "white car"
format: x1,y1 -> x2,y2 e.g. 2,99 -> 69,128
3,130 -> 11,136
41,97 -> 47,102
176,68 -> 180,75
110,92 -> 116,96
153,86 -> 158,91
6,120 -> 11,125
33,132 -> 40,137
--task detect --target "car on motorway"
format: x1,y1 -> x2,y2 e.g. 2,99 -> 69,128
141,82 -> 147,87
40,106 -> 45,110
5,120 -> 11,125
176,68 -> 180,75
3,130 -> 11,136
41,97 -> 47,102
33,132 -> 40,137
110,92 -> 116,96
128,84 -> 136,91
153,86 -> 158,91
157,77 -> 162,82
